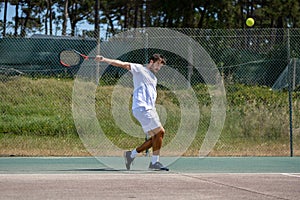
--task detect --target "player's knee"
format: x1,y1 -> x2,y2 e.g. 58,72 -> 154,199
158,128 -> 165,139
149,127 -> 165,138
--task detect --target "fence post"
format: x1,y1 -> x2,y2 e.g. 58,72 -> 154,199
96,35 -> 101,84
288,58 -> 295,157
287,29 -> 290,62
145,31 -> 150,157
187,38 -> 193,88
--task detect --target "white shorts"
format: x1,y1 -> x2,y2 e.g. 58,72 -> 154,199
132,107 -> 161,133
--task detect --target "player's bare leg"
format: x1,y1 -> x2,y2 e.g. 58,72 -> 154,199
148,127 -> 169,171
124,135 -> 152,170
125,127 -> 169,171
135,126 -> 164,153
136,138 -> 152,153
151,127 -> 164,155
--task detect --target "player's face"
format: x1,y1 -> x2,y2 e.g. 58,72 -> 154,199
149,60 -> 164,73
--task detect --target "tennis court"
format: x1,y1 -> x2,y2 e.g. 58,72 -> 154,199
0,157 -> 299,199
1,27 -> 300,200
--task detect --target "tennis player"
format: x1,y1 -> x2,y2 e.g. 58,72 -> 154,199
95,54 -> 169,171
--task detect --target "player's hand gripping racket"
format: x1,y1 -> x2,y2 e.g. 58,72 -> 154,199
59,49 -> 102,67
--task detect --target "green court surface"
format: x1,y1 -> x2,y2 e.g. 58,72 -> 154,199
0,156 -> 299,173
1,157 -> 300,200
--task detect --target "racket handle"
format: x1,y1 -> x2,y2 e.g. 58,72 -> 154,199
93,55 -> 103,61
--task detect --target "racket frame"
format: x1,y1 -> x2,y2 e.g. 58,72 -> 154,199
59,49 -> 96,67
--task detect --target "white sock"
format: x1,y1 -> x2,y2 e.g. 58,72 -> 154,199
131,149 -> 138,158
151,155 -> 159,164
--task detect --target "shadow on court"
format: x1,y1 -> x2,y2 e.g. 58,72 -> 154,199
0,157 -> 299,199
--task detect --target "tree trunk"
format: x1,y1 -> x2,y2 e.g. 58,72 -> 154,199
197,1 -> 208,28
94,0 -> 100,39
145,0 -> 151,27
140,1 -> 144,27
14,1 -> 19,36
184,2 -> 194,27
21,3 -> 31,37
240,1 -> 244,28
62,0 -> 68,36
45,0 -> 49,35
3,0 -> 8,37
49,0 -> 53,35
70,3 -> 78,36
134,0 -> 139,28
124,3 -> 128,29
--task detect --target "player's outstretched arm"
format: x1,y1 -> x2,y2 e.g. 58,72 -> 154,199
95,55 -> 131,70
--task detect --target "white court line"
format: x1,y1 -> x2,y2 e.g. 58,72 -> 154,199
281,173 -> 300,178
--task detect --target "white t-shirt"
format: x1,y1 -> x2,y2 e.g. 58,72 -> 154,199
130,63 -> 157,110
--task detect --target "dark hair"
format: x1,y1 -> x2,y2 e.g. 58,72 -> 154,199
149,54 -> 166,65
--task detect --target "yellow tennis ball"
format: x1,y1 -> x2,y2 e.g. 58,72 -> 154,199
246,18 -> 255,27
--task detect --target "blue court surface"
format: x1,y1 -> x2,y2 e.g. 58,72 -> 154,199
0,157 -> 299,199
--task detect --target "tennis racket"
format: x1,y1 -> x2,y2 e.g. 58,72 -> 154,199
59,49 -> 98,67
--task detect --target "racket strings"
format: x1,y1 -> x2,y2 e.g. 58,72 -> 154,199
60,51 -> 81,67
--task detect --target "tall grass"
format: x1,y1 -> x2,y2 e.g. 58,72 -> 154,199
0,77 -> 75,136
0,77 -> 299,156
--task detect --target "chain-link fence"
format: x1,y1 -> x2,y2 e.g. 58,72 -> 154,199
0,28 -> 299,157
